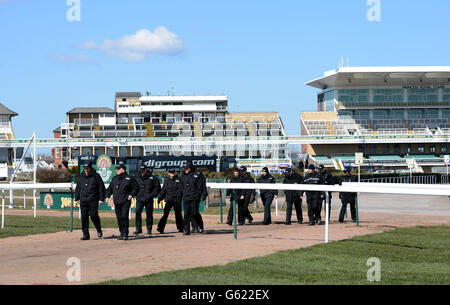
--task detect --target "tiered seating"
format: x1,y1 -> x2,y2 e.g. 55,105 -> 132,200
311,156 -> 333,165
404,155 -> 443,162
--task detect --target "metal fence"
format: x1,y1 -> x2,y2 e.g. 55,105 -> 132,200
361,175 -> 439,184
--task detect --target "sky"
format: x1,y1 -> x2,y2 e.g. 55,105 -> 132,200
1,0 -> 450,140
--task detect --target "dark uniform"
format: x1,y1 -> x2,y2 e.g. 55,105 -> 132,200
318,165 -> 335,221
157,171 -> 184,233
189,163 -> 208,233
240,167 -> 255,223
302,166 -> 325,225
283,169 -> 303,224
134,166 -> 161,235
339,169 -> 358,223
226,173 -> 245,225
180,164 -> 203,235
106,165 -> 139,240
257,167 -> 278,225
75,163 -> 105,240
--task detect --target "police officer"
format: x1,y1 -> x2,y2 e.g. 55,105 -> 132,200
239,166 -> 255,224
187,161 -> 207,234
339,168 -> 358,223
157,169 -> 184,234
134,165 -> 161,235
283,168 -> 303,225
180,163 -> 203,235
75,161 -> 105,240
226,168 -> 245,226
302,164 -> 325,225
257,167 -> 278,225
106,163 -> 139,240
318,164 -> 334,221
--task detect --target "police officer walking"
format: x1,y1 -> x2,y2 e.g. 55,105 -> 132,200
257,167 -> 278,225
187,161 -> 207,234
226,168 -> 245,226
239,166 -> 255,224
106,163 -> 139,240
339,168 -> 358,223
157,169 -> 184,234
303,164 -> 325,225
283,168 -> 303,225
75,161 -> 105,240
134,165 -> 161,235
180,162 -> 203,235
318,165 -> 334,221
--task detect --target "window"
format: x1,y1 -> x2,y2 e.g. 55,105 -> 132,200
430,145 -> 436,153
391,110 -> 405,120
407,88 -> 438,104
373,89 -> 404,103
418,144 -> 425,153
383,144 -> 390,153
406,144 -> 412,154
394,144 -> 400,154
370,144 -> 377,154
440,144 -> 447,153
408,109 -> 423,119
337,89 -> 370,105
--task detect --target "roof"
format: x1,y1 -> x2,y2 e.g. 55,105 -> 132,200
305,66 -> 450,90
116,92 -> 141,98
67,107 -> 115,114
140,95 -> 227,102
53,127 -> 61,133
0,103 -> 18,117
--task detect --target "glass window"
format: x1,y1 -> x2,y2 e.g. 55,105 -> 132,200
407,88 -> 438,104
443,89 -> 450,102
373,89 -> 404,103
440,144 -> 447,153
337,89 -> 370,105
406,144 -> 412,153
418,144 -> 425,153
383,144 -> 390,153
374,110 -> 389,120
391,110 -> 405,120
370,144 -> 377,154
408,109 -> 423,119
423,109 -> 439,119
430,145 -> 436,153
394,144 -> 400,154
442,110 -> 450,119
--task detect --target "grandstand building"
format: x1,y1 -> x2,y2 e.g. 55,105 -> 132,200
54,92 -> 289,171
302,66 -> 450,173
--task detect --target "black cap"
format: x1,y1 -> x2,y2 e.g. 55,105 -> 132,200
168,168 -> 176,173
116,164 -> 126,170
83,161 -> 92,169
140,164 -> 148,171
344,167 -> 351,173
318,164 -> 325,171
240,166 -> 247,172
262,167 -> 269,173
308,164 -> 316,171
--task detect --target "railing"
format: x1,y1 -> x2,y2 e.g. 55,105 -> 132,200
361,175 -> 439,184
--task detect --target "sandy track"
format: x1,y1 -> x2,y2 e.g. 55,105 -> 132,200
0,209 -> 449,285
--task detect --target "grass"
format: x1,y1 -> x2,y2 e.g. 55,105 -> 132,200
0,215 -> 173,239
98,226 -> 450,285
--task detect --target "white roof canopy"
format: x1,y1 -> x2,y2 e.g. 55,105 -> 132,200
305,66 -> 450,89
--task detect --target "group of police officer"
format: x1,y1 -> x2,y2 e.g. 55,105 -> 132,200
226,164 -> 358,227
75,160 -> 358,241
75,160 -> 207,241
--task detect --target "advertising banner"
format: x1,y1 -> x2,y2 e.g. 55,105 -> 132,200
40,192 -> 205,212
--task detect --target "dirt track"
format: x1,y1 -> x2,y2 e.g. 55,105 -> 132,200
1,208 -> 449,285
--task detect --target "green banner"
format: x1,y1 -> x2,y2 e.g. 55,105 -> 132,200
80,154 -> 127,185
40,192 -> 205,212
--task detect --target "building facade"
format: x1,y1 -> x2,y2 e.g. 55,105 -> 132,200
302,66 -> 450,172
55,92 -> 289,170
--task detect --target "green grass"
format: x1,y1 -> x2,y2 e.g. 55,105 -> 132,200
98,226 -> 450,285
0,215 -> 173,239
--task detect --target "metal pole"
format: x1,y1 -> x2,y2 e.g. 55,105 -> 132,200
23,189 -> 26,209
358,165 -> 360,183
1,189 -> 4,229
355,195 -> 359,227
33,189 -> 37,218
233,197 -> 237,240
70,182 -> 74,232
325,192 -> 329,243
219,189 -> 223,224
9,190 -> 13,209
275,197 -> 278,216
